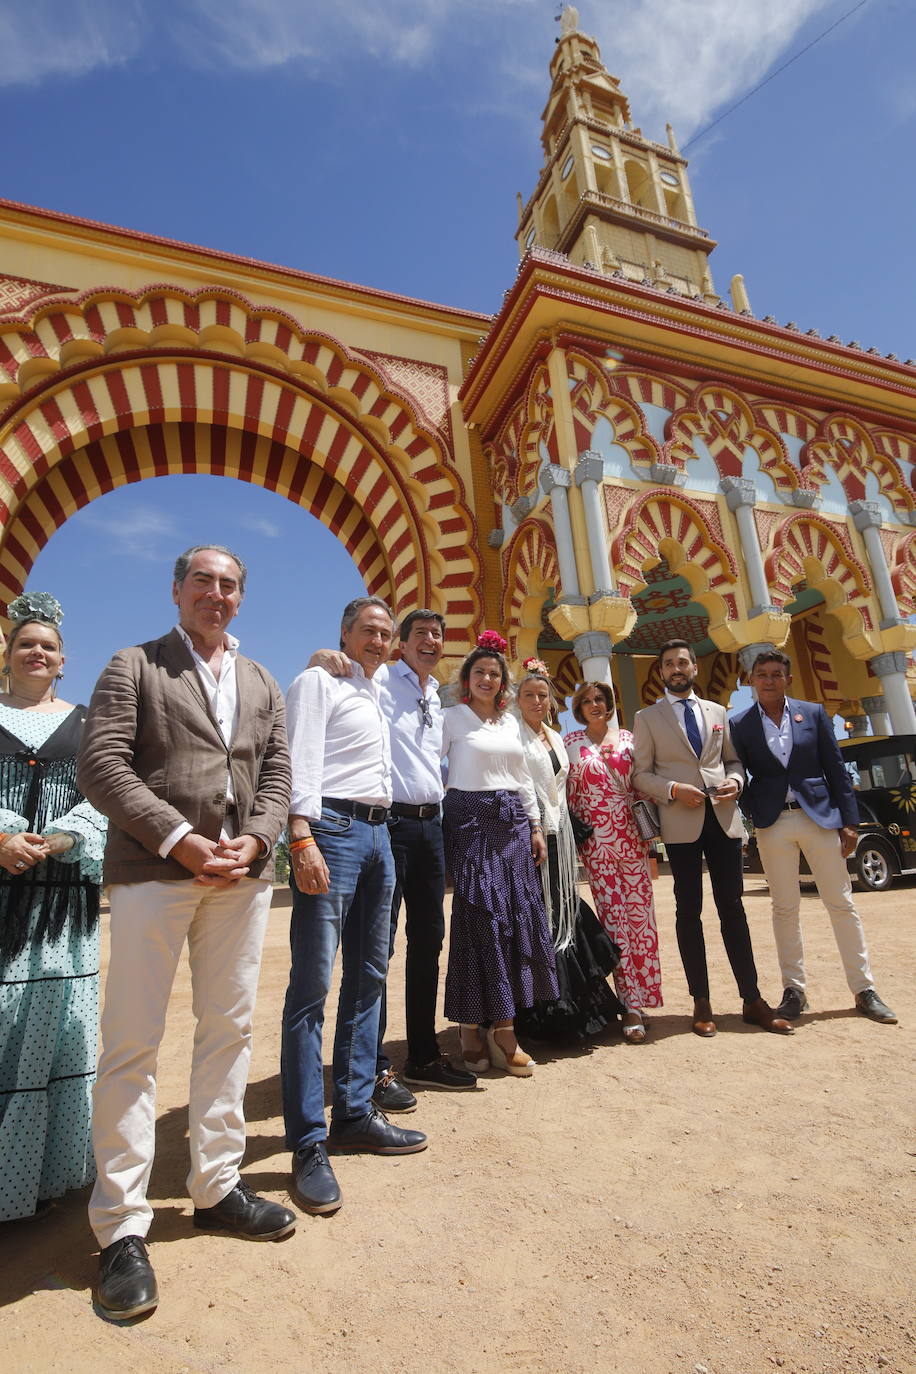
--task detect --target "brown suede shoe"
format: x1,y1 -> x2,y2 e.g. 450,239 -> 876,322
692,997 -> 716,1037
742,996 -> 794,1035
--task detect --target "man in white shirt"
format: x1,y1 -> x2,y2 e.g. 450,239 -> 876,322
283,597 -> 427,1219
78,546 -> 294,1322
310,611 -> 477,1110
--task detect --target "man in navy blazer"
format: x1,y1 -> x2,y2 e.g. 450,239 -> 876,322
730,649 -> 896,1025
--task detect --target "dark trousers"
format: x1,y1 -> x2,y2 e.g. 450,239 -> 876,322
376,813 -> 446,1071
665,802 -> 760,1003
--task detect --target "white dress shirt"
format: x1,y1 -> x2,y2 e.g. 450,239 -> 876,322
377,660 -> 444,805
159,626 -> 240,858
441,706 -> 539,822
759,700 -> 796,801
664,688 -> 707,747
286,662 -> 392,821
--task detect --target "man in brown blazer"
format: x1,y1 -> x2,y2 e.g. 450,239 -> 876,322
632,639 -> 791,1038
77,545 -> 294,1322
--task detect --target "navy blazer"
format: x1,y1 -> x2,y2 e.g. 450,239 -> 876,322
730,697 -> 859,831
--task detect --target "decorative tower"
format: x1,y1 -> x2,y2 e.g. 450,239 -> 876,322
516,6 -> 717,299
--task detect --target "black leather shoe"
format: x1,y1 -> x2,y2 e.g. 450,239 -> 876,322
328,1106 -> 428,1155
193,1180 -> 296,1239
292,1142 -> 341,1215
776,987 -> 809,1020
96,1236 -> 158,1320
371,1068 -> 417,1113
855,989 -> 898,1024
403,1055 -> 478,1091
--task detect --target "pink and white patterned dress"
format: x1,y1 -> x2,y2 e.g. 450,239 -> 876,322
564,728 -> 662,1011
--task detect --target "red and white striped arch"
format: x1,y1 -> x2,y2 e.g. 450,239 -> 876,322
765,514 -> 872,625
0,287 -> 480,637
500,518 -> 560,666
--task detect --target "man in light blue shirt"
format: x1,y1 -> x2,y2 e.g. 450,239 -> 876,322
311,609 -> 477,1107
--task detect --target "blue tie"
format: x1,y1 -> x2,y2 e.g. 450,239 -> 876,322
681,699 -> 703,757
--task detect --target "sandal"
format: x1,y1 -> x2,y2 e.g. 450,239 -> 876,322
486,1028 -> 535,1077
459,1024 -> 489,1074
622,1012 -> 647,1044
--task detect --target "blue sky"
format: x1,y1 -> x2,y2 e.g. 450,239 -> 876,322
1,0 -> 912,705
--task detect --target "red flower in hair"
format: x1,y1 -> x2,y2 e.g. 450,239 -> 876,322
476,629 -> 508,654
522,657 -> 549,676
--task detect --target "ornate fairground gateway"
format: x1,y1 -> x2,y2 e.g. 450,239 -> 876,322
0,6 -> 915,733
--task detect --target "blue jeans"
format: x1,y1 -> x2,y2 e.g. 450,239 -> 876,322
281,807 -> 395,1149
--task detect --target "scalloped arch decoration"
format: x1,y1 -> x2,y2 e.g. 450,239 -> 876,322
500,518 -> 560,665
0,287 -> 481,636
612,491 -> 739,594
890,530 -> 916,613
802,414 -> 913,513
765,514 -> 872,623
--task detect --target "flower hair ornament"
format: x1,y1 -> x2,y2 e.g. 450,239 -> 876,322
476,629 -> 508,654
521,657 -> 550,677
7,592 -> 64,627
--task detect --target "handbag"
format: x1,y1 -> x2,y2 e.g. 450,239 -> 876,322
630,797 -> 661,842
569,811 -> 594,847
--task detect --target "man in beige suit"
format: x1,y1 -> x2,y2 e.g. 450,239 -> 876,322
78,546 -> 294,1322
632,639 -> 791,1038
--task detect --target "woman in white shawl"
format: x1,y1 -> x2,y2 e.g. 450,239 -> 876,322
514,661 -> 622,1040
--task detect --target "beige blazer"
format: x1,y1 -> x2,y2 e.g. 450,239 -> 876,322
77,628 -> 291,885
631,695 -> 745,843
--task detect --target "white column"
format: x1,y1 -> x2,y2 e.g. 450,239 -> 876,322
573,630 -> 616,722
539,463 -> 580,598
861,695 -> 892,737
720,478 -> 777,616
870,651 -> 916,734
849,500 -> 904,627
574,450 -> 614,595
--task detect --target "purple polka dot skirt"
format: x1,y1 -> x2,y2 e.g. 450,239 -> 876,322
443,789 -> 558,1025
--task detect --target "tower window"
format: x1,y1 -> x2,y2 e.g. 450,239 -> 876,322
659,171 -> 680,187
591,144 -> 612,161
560,155 -> 574,180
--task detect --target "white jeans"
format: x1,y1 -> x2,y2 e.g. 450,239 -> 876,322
755,809 -> 872,996
89,878 -> 272,1249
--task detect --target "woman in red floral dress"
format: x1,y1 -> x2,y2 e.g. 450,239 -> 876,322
564,681 -> 662,1042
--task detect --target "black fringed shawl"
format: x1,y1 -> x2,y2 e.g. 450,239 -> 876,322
0,707 -> 100,960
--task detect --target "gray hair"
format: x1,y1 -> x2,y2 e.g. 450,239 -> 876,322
173,545 -> 247,595
339,596 -> 394,648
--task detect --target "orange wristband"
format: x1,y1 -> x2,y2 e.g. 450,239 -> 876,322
671,783 -> 679,800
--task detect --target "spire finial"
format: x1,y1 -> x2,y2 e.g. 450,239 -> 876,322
559,6 -> 579,37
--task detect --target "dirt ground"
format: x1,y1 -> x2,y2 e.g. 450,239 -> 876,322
1,871 -> 914,1374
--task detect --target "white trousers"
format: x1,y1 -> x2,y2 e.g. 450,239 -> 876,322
89,878 -> 272,1249
755,809 -> 872,996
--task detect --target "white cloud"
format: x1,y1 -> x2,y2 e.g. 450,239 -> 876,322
0,0 -> 853,141
237,515 -> 281,538
82,505 -> 177,561
0,0 -> 145,87
179,0 -> 453,69
590,0 -> 841,139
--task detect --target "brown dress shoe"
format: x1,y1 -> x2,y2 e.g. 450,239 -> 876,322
692,997 -> 716,1037
742,996 -> 794,1035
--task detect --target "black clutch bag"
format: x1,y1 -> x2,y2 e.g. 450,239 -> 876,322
569,811 -> 594,847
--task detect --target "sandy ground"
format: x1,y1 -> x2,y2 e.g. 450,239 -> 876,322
1,871 -> 914,1374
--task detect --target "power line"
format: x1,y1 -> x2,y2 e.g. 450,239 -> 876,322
682,0 -> 873,153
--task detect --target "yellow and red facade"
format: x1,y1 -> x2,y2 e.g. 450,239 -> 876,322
1,12 -> 914,729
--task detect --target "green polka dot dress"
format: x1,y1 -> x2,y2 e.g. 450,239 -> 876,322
0,704 -> 105,1222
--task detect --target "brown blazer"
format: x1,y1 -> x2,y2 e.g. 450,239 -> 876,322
77,628 -> 291,885
632,695 -> 745,843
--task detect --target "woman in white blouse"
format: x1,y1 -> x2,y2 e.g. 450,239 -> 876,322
514,664 -> 622,1041
440,634 -> 557,1077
